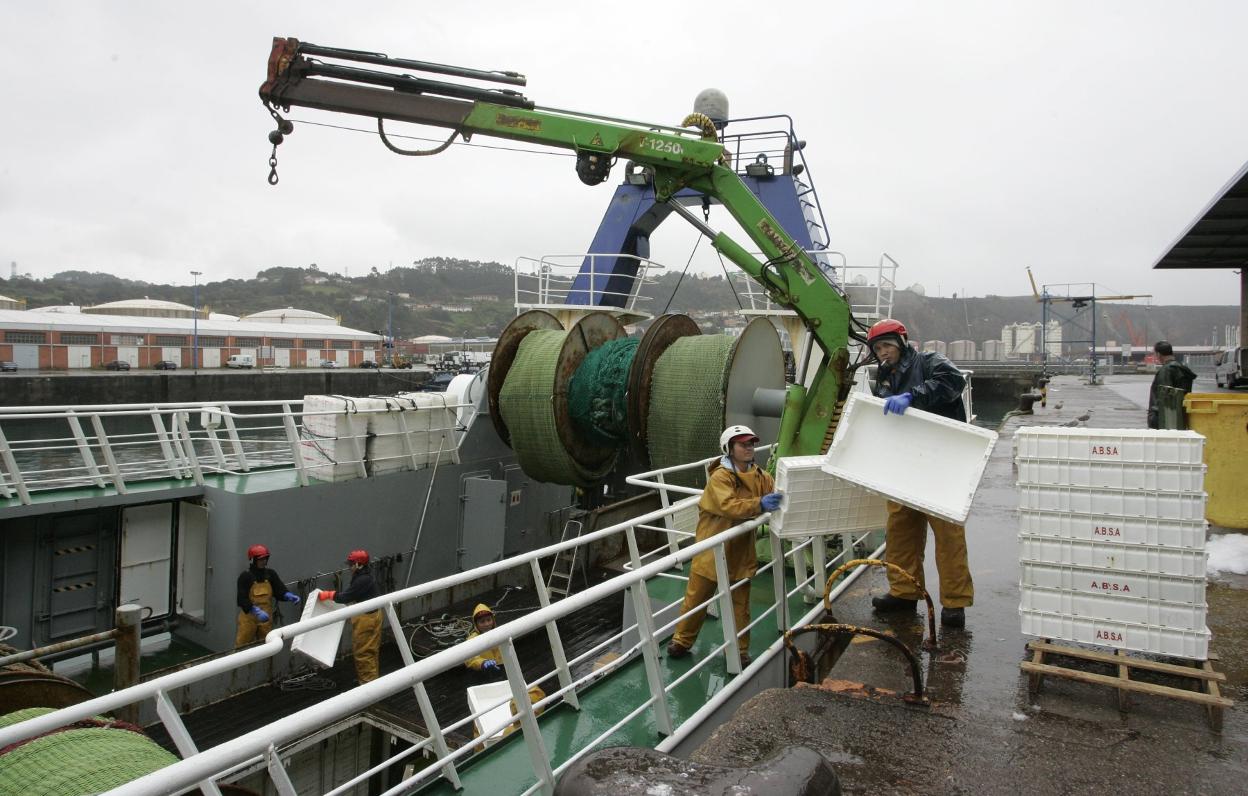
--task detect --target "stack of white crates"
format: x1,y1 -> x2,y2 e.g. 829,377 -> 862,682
1015,427 -> 1210,659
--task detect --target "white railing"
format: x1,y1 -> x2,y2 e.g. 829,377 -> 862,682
734,251 -> 898,322
513,253 -> 664,314
0,447 -> 883,796
0,397 -> 467,505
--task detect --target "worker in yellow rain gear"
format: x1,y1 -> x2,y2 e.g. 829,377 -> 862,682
464,604 -> 504,673
318,549 -> 382,683
462,603 -> 545,744
866,318 -> 973,628
235,544 -> 301,648
666,425 -> 780,667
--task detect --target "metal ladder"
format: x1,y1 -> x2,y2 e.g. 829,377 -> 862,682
545,520 -> 584,600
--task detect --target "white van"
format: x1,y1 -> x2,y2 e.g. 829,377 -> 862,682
226,354 -> 255,369
1215,346 -> 1246,388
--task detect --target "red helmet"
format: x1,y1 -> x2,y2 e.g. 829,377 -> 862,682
247,544 -> 270,561
866,319 -> 907,344
346,549 -> 370,565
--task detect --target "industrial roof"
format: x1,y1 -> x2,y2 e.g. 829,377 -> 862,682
86,298 -> 197,312
1154,159 -> 1248,269
0,308 -> 380,341
240,307 -> 338,324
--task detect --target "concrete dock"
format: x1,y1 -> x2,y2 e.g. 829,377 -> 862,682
691,374 -> 1246,794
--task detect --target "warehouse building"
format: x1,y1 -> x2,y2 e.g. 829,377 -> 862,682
0,299 -> 380,370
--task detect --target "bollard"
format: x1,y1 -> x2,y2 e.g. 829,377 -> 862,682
113,604 -> 143,724
1016,392 -> 1042,414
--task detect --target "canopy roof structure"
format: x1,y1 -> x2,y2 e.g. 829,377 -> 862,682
1154,160 -> 1248,270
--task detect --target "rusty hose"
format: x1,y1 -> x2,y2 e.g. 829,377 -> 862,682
823,558 -> 937,648
784,623 -> 926,701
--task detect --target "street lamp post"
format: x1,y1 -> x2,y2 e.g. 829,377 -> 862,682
190,271 -> 202,371
387,292 -> 394,367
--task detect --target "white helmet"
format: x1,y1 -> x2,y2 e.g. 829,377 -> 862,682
719,424 -> 759,455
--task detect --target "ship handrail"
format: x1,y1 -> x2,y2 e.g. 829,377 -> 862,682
0,485 -> 706,745
513,252 -> 665,312
0,446 -> 881,796
0,398 -> 471,503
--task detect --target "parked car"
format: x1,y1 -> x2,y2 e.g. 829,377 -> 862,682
1215,346 -> 1246,388
359,360 -> 379,369
153,360 -> 178,370
319,359 -> 340,369
0,361 -> 18,372
105,360 -> 131,371
226,354 -> 255,369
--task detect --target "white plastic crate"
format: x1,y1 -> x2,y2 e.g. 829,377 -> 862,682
290,589 -> 346,667
1017,509 -> 1206,550
368,392 -> 461,475
1018,534 -> 1207,578
300,395 -> 371,482
466,682 -> 517,748
772,455 -> 888,538
1019,584 -> 1207,630
1018,484 -> 1207,521
822,393 -> 998,525
1019,560 -> 1206,605
1015,457 -> 1206,493
1014,427 -> 1204,465
1019,607 -> 1210,659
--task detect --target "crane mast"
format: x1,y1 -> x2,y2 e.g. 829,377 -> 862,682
259,37 -> 852,457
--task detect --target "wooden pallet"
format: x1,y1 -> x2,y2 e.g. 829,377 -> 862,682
1021,640 -> 1234,731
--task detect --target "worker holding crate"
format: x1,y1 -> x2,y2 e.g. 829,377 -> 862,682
866,319 -> 973,628
667,425 -> 783,665
317,549 -> 382,683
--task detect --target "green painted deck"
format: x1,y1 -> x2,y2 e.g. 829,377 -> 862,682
422,564 -> 813,795
0,467 -> 305,510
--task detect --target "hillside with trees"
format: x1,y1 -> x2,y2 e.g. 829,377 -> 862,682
0,262 -> 1237,347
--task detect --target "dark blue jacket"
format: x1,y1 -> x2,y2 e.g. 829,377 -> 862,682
336,566 -> 378,605
873,348 -> 967,422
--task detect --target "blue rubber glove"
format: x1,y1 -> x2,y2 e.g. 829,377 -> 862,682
251,606 -> 270,623
883,393 -> 912,416
482,659 -> 499,671
283,592 -> 300,605
760,492 -> 783,512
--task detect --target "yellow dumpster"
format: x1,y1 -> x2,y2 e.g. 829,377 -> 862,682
1183,392 -> 1248,528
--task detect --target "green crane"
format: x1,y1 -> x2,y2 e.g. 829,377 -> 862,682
259,38 -> 853,458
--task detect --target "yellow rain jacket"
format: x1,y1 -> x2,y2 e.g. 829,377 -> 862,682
465,603 -> 503,671
690,459 -> 774,582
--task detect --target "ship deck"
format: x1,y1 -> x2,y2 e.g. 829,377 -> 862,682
144,579 -> 626,753
147,559 -> 817,794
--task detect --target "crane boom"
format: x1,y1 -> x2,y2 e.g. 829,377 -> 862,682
259,37 -> 851,457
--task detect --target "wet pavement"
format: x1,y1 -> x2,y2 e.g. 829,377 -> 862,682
692,375 -> 1247,794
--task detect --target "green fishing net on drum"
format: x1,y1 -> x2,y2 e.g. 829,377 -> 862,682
567,336 -> 639,448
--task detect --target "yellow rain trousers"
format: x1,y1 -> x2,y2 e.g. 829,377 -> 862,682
351,609 -> 383,683
671,460 -> 773,654
234,579 -> 275,648
883,501 -> 974,608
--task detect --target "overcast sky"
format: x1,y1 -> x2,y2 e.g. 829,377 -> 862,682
2,1 -> 1246,306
